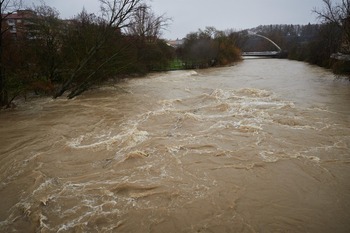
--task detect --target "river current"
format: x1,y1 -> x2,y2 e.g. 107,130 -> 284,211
1,59 -> 350,232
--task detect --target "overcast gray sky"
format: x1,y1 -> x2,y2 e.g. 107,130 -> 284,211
26,0 -> 335,39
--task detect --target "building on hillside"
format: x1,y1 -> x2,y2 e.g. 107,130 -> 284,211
1,10 -> 36,40
167,39 -> 184,48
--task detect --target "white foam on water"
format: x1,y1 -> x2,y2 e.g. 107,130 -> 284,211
291,153 -> 321,162
235,88 -> 272,98
259,151 -> 279,163
187,70 -> 198,76
37,87 -> 334,233
126,130 -> 149,147
66,122 -> 149,153
66,134 -> 121,150
233,121 -> 263,132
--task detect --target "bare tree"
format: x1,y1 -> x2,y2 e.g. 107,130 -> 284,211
30,3 -> 62,84
99,0 -> 143,28
0,0 -> 22,107
54,0 -> 143,98
127,4 -> 170,41
313,0 -> 350,53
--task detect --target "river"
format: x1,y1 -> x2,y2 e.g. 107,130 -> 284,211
0,59 -> 350,232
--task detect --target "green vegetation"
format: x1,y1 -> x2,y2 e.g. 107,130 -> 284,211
176,27 -> 241,69
168,59 -> 185,70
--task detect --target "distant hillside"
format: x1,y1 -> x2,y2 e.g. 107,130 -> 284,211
240,24 -> 322,52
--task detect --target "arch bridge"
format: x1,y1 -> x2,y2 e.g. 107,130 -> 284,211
242,32 -> 284,58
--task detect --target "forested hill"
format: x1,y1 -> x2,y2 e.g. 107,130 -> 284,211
248,24 -> 320,43
241,24 -> 321,52
240,23 -> 349,75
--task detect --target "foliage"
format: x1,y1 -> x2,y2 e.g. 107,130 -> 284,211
243,23 -> 346,72
178,27 -> 241,69
0,0 -> 174,107
0,0 -> 23,107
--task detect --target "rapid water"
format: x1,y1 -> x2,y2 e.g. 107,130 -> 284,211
1,59 -> 350,232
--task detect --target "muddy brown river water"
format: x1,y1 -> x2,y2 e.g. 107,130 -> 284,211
1,59 -> 350,232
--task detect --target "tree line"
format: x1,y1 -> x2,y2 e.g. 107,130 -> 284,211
238,0 -> 350,74
240,23 -> 349,71
174,27 -> 241,69
0,0 -> 177,108
0,0 -> 244,108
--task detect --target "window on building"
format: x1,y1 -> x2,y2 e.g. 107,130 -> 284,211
9,25 -> 16,33
7,19 -> 15,25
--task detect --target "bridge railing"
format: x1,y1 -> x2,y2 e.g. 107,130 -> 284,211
242,51 -> 281,57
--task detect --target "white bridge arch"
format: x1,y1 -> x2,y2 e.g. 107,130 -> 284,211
242,32 -> 283,57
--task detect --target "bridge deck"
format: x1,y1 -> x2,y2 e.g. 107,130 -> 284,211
242,51 -> 280,57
